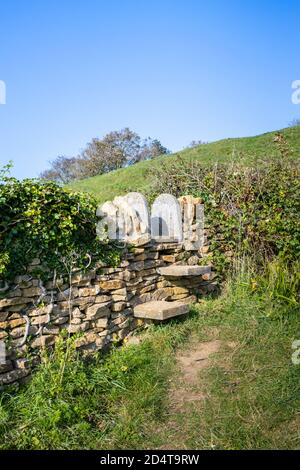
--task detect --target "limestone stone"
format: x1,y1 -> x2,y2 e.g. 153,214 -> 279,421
99,280 -> 125,290
118,270 -> 136,282
93,317 -> 108,329
132,293 -> 152,306
14,358 -> 31,369
95,295 -> 112,304
31,314 -> 50,325
43,325 -> 60,335
146,251 -> 159,260
118,327 -> 131,340
0,297 -> 32,308
0,368 -> 30,386
131,247 -> 145,254
97,329 -> 109,337
134,254 -> 147,261
71,271 -> 96,286
0,312 -> 9,321
78,287 -> 99,297
0,360 -> 13,374
67,322 -> 90,334
53,317 -> 69,326
156,280 -> 172,288
187,255 -> 200,266
161,255 -> 176,263
22,287 -> 43,297
151,288 -> 173,301
7,289 -> 22,298
29,304 -> 53,317
126,277 -> 143,288
118,318 -> 132,330
31,335 -> 56,349
151,194 -> 183,242
11,325 -> 38,339
72,307 -> 85,319
158,265 -> 211,277
170,293 -> 189,300
153,242 -> 183,251
139,284 -> 156,294
95,337 -> 106,347
178,295 -> 197,304
112,293 -> 128,302
73,297 -> 96,308
85,302 -> 111,320
144,260 -> 162,269
172,287 -> 189,294
75,332 -> 98,348
199,245 -> 210,255
128,261 -> 145,272
111,302 -> 127,312
112,288 -> 127,296
134,300 -> 189,321
139,268 -> 157,278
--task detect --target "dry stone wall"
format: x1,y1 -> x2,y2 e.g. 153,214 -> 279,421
0,194 -> 217,387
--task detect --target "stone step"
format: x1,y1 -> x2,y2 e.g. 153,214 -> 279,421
157,265 -> 211,277
134,300 -> 189,321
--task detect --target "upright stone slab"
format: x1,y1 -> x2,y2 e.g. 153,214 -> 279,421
96,201 -> 119,240
178,195 -> 204,251
97,193 -> 150,244
122,192 -> 151,245
151,194 -> 183,242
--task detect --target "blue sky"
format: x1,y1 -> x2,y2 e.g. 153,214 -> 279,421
0,0 -> 299,179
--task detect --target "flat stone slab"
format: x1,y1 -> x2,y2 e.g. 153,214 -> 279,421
134,300 -> 189,321
157,265 -> 211,277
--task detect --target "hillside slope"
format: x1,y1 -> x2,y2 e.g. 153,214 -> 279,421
69,126 -> 300,203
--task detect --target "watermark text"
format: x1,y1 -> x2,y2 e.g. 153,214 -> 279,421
0,80 -> 6,105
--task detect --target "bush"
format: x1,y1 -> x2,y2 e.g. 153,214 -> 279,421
0,164 -> 120,281
146,155 -> 300,275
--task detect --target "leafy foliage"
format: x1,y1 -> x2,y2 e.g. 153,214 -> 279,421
147,148 -> 300,275
0,165 -> 120,281
40,128 -> 170,183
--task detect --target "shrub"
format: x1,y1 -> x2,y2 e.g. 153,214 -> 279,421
146,154 -> 300,275
0,164 -> 120,281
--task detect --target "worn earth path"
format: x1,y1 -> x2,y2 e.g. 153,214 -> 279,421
153,331 -> 237,450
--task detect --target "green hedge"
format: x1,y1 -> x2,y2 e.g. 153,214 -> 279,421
0,164 -> 119,281
147,155 -> 300,274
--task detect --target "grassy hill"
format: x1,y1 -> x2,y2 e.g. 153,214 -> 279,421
69,126 -> 300,203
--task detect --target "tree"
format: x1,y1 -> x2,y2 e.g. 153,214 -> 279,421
79,138 -> 126,178
40,128 -> 171,182
102,128 -> 142,166
40,156 -> 78,184
139,138 -> 170,161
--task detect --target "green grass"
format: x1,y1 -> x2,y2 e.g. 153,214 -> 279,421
68,126 -> 300,203
1,260 -> 300,450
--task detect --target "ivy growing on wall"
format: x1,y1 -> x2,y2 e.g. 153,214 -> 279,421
0,163 -> 120,282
